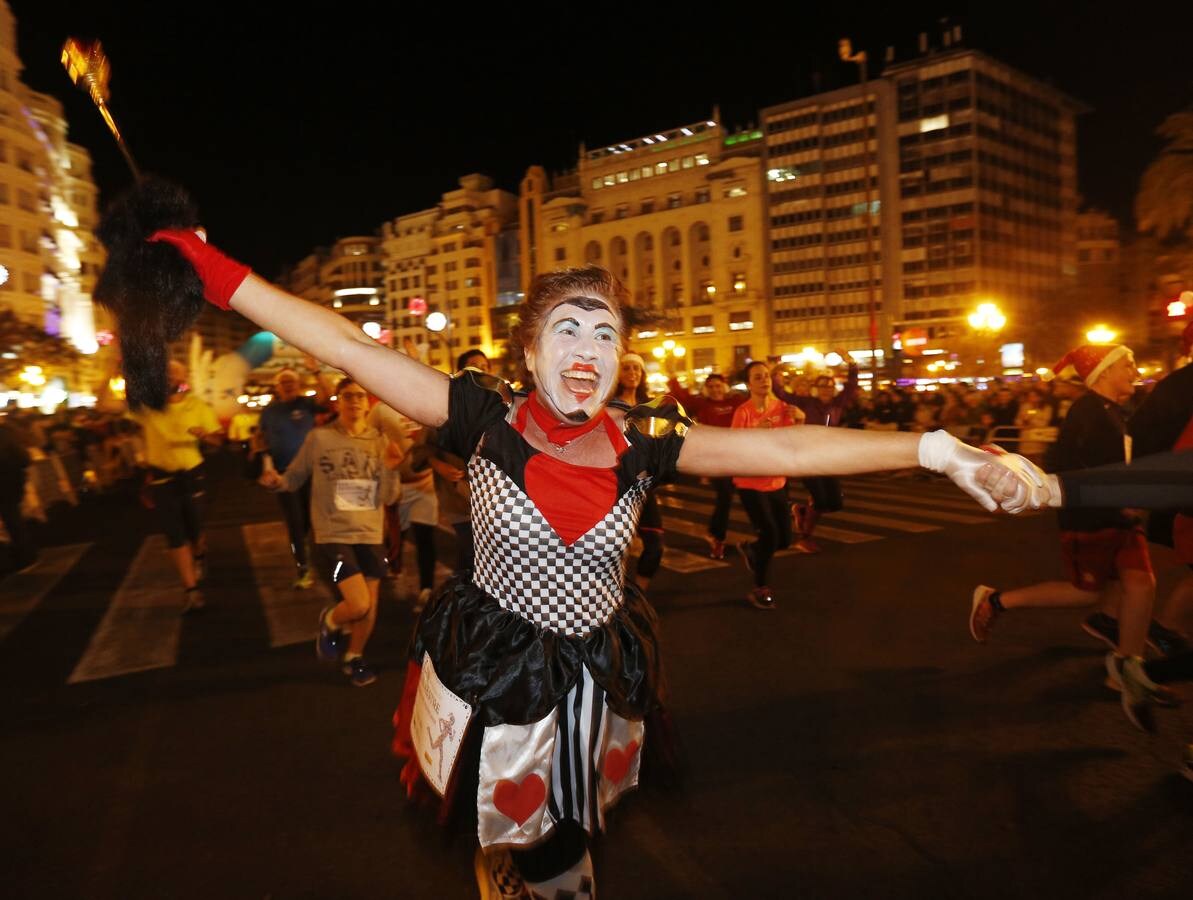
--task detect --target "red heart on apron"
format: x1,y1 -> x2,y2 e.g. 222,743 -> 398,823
602,740 -> 640,784
493,774 -> 546,826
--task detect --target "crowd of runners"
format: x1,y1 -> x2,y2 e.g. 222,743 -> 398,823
4,239 -> 1191,895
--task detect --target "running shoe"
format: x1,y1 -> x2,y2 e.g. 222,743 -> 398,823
182,587 -> 206,614
746,586 -> 776,610
343,657 -> 377,687
793,538 -> 822,554
1108,653 -> 1179,732
969,585 -> 999,643
1082,613 -> 1120,650
1102,652 -> 1180,706
1146,621 -> 1191,658
736,541 -> 756,573
704,534 -> 726,560
315,606 -> 344,662
474,847 -> 528,899
293,566 -> 315,590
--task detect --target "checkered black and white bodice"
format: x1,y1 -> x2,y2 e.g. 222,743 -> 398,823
469,452 -> 653,637
441,372 -> 690,640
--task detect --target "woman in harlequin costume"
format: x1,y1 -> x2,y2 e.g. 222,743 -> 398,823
142,229 -> 1046,898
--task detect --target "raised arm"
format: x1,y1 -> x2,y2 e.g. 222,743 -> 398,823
150,230 -> 450,427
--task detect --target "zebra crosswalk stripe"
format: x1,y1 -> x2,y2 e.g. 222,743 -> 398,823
69,535 -> 183,684
0,543 -> 92,643
242,522 -> 335,648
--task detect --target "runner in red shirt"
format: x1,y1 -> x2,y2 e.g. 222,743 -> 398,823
731,360 -> 804,609
668,372 -> 747,558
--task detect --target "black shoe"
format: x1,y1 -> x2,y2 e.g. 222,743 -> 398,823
736,541 -> 756,574
1082,613 -> 1119,650
1147,621 -> 1191,658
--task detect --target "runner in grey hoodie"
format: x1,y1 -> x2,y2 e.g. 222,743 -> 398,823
263,377 -> 401,686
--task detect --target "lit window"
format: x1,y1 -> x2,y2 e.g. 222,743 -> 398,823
603,174 -> 616,187
592,177 -> 602,190
655,162 -> 668,175
695,153 -> 710,166
682,156 -> 695,169
729,311 -> 754,331
641,166 -> 653,179
617,171 -> 629,183
919,114 -> 949,133
725,185 -> 747,198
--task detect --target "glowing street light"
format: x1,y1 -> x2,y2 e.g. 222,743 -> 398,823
19,365 -> 46,387
967,302 -> 1006,333
652,339 -> 686,364
1086,324 -> 1117,344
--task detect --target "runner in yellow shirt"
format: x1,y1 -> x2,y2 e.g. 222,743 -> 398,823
128,360 -> 223,612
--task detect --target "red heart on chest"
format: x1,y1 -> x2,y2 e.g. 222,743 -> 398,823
492,773 -> 546,826
602,740 -> 640,784
524,453 -> 618,545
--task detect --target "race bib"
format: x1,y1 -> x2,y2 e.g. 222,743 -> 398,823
334,478 -> 378,511
410,653 -> 474,796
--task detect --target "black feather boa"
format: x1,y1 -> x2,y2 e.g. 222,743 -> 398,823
93,177 -> 206,410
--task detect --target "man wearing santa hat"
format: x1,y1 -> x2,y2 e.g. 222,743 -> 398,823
968,341 -> 1177,729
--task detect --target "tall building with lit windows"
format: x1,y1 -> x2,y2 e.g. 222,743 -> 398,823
762,82 -> 897,367
762,36 -> 1081,374
885,45 -> 1080,372
520,117 -> 772,379
1,1 -> 106,386
381,175 -> 518,373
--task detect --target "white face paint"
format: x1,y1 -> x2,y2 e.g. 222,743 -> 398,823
525,299 -> 623,423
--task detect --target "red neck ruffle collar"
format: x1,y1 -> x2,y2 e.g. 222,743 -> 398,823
526,391 -> 609,447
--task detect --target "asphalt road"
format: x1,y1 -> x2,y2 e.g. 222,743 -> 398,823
3,454 -> 1192,899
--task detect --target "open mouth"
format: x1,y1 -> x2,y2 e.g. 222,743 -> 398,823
561,368 -> 599,399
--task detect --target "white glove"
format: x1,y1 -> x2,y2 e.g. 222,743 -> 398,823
917,430 -> 1046,514
976,452 -> 1061,512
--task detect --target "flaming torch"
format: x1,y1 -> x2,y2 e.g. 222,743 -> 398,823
61,38 -> 140,178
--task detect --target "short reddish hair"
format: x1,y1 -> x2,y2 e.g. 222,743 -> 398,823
512,265 -> 630,353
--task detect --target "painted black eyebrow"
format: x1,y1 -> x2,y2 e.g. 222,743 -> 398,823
559,295 -> 612,313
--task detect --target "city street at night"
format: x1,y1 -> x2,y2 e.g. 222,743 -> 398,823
4,2 -> 1193,898
4,455 -> 1192,899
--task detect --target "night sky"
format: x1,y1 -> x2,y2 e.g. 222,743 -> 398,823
14,1 -> 1191,275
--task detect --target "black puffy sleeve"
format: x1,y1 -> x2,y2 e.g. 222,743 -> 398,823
621,395 -> 693,485
440,370 -> 514,461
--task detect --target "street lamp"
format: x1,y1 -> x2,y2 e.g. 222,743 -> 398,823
1085,324 -> 1117,344
967,302 -> 1006,377
839,37 -> 879,368
968,302 -> 1006,332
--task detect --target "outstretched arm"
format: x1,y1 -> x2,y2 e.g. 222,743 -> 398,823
151,230 -> 449,427
677,425 -> 1043,513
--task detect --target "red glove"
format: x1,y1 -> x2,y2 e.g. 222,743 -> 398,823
148,229 -> 251,310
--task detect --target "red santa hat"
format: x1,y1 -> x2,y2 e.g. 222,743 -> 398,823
1052,344 -> 1134,388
